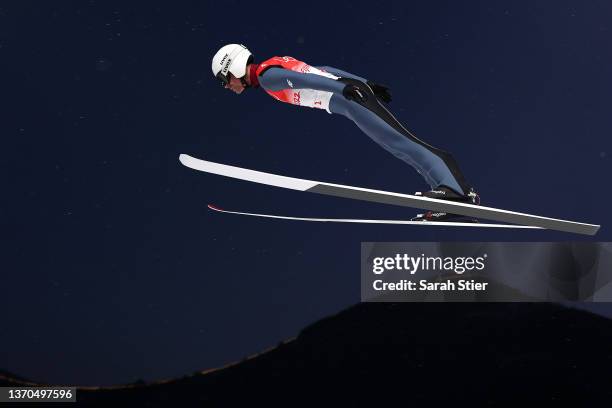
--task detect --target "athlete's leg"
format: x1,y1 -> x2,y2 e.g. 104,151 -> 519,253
328,86 -> 472,196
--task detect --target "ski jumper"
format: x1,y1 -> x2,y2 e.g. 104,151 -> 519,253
252,56 -> 472,196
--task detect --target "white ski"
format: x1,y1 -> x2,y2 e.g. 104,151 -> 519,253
207,204 -> 543,229
179,154 -> 600,236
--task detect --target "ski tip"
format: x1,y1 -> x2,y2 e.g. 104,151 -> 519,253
207,204 -> 223,212
179,153 -> 197,165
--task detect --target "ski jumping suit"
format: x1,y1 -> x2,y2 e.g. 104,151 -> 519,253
253,56 -> 472,196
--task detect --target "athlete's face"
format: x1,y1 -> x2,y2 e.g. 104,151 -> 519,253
225,74 -> 246,94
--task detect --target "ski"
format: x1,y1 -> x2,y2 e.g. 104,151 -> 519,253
207,204 -> 543,229
179,154 -> 600,236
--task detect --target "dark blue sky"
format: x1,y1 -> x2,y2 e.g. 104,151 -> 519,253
1,1 -> 611,385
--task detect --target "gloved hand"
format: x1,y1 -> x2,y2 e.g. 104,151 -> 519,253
337,77 -> 369,103
367,81 -> 392,103
341,83 -> 368,103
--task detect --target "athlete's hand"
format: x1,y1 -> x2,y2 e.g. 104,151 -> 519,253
342,84 -> 368,103
367,81 -> 392,103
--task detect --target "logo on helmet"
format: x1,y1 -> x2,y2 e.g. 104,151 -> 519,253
221,58 -> 232,74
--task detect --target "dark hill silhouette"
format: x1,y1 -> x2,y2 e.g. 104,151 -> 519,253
0,369 -> 33,385
2,302 -> 612,406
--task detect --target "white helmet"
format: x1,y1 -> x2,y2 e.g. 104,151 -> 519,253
211,44 -> 253,85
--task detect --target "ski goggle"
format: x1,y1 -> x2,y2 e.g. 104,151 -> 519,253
217,72 -> 230,87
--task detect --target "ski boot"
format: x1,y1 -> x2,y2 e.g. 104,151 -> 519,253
411,186 -> 480,223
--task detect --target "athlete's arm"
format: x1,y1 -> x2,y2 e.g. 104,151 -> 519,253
315,66 -> 369,83
258,67 -> 345,94
319,66 -> 392,103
